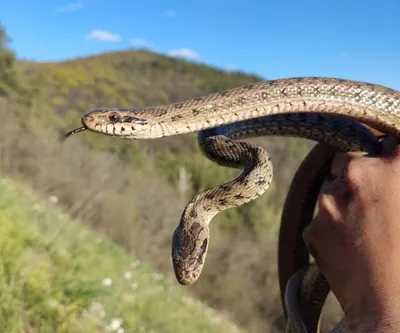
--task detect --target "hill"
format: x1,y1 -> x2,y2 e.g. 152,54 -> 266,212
0,24 -> 340,333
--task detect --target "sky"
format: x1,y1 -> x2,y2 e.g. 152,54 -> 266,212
1,0 -> 399,90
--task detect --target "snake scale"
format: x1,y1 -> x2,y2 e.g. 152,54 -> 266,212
64,77 -> 400,333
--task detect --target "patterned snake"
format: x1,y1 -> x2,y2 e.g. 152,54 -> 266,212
64,77 -> 400,333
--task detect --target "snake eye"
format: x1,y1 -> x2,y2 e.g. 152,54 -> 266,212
108,112 -> 121,123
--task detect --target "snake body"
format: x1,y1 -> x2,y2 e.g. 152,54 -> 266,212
64,77 -> 400,332
281,143 -> 338,333
174,114 -> 381,285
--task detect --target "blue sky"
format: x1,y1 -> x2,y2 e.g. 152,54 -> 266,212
1,0 -> 399,89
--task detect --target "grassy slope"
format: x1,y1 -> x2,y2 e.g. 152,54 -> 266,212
0,175 -> 243,333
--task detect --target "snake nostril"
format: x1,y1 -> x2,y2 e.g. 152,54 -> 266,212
81,115 -> 94,127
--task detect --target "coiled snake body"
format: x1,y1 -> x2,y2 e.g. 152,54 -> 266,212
64,77 -> 400,333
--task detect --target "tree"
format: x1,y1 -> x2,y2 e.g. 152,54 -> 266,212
0,24 -> 18,96
0,24 -> 31,103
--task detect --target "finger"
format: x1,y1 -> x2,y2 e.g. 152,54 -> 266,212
330,152 -> 364,180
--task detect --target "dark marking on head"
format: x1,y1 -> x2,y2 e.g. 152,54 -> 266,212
190,222 -> 202,235
192,109 -> 200,116
175,103 -> 184,109
122,116 -> 147,124
190,210 -> 198,218
234,194 -> 245,200
175,227 -> 196,259
121,127 -> 125,132
196,239 -> 208,265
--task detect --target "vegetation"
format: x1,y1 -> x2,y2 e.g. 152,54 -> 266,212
0,24 -> 343,333
0,176 -> 243,333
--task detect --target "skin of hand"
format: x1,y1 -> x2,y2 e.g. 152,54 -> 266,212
302,137 -> 400,332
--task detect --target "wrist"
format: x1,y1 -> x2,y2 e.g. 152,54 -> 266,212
344,291 -> 400,333
345,315 -> 400,333
338,276 -> 400,332
339,261 -> 400,329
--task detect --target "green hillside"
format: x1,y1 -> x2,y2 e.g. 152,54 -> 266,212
0,176 -> 243,333
0,24 -> 341,333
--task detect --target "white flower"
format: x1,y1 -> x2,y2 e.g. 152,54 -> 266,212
108,317 -> 123,331
102,278 -> 113,287
89,301 -> 106,318
48,195 -> 58,204
124,271 -> 132,280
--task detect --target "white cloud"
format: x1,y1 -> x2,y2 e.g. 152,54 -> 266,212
167,48 -> 200,61
131,38 -> 152,48
56,1 -> 84,12
165,9 -> 177,18
86,30 -> 121,42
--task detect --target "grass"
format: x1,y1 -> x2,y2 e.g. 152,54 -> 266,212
0,175 -> 243,333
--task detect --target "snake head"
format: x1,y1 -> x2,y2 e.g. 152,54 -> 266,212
172,222 -> 210,285
62,108 -> 151,140
81,108 -> 150,138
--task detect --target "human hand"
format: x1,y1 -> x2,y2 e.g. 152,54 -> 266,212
303,137 -> 400,332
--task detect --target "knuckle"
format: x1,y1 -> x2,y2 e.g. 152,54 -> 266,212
342,160 -> 362,190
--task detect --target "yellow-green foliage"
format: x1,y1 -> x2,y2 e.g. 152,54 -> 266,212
0,177 -> 244,333
20,50 -> 262,117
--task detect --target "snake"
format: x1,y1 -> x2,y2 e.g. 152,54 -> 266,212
63,77 -> 400,333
